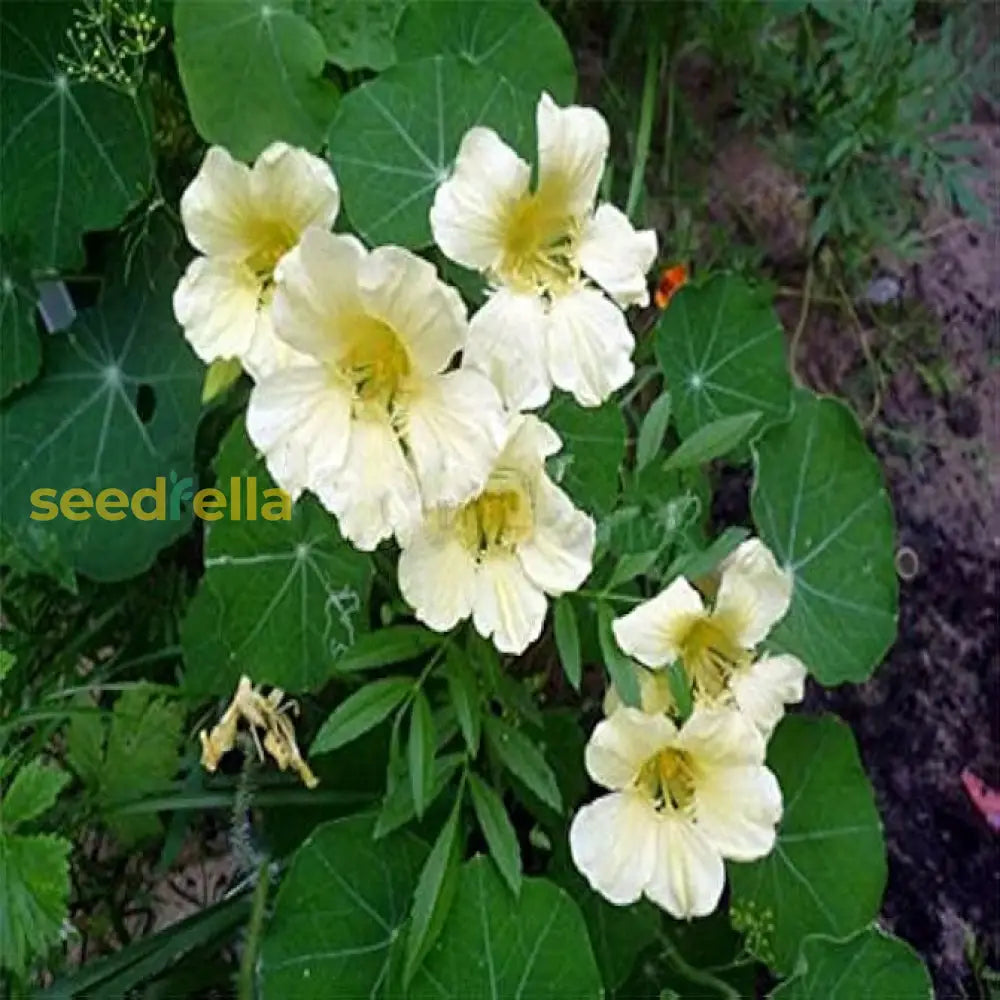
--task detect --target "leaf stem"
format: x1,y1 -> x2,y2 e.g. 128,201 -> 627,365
237,859 -> 271,1000
626,41 -> 662,221
658,931 -> 741,1000
576,589 -> 645,606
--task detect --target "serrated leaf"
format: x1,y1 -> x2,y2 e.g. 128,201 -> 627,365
545,397 -> 627,516
327,55 -> 534,247
333,625 -> 441,674
181,422 -> 372,695
597,603 -> 641,707
636,391 -> 672,470
305,0 -> 404,71
0,832 -> 71,975
404,802 -> 462,984
751,389 -> 897,684
312,678 -> 413,755
444,648 -> 480,754
375,753 -> 463,839
0,230 -> 202,582
484,716 -> 561,812
663,411 -> 761,471
0,1 -> 152,270
468,773 -> 521,896
408,691 -> 435,819
1,762 -> 68,830
259,814 -> 427,998
655,275 -> 792,438
0,269 -> 40,401
728,715 -> 886,975
770,927 -> 932,999
174,0 -> 339,161
553,597 -> 581,690
395,0 -> 576,103
408,857 -> 602,999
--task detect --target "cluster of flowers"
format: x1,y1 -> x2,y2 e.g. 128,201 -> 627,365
174,93 -> 806,920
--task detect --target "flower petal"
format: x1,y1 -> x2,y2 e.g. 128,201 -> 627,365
496,413 -> 562,471
398,515 -> 477,633
472,552 -> 547,654
249,142 -> 340,233
173,256 -> 261,366
315,414 -> 422,550
578,204 -> 658,307
730,654 -> 807,737
517,475 -> 594,595
715,538 -> 793,648
545,286 -> 635,407
240,304 -> 315,381
673,705 -> 766,768
358,246 -> 468,374
569,791 -> 659,906
271,229 -> 368,364
612,577 -> 706,669
401,368 -> 505,508
466,288 -> 551,412
536,93 -> 609,217
644,816 -> 725,919
693,763 -> 782,862
430,126 -> 531,271
179,146 -> 255,257
584,706 -> 677,791
246,366 -> 351,498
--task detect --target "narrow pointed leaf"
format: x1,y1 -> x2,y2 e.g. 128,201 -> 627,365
468,773 -> 522,896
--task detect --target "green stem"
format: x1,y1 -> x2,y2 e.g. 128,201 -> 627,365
626,41 -> 661,221
577,589 -> 645,606
658,932 -> 741,1000
238,860 -> 271,1000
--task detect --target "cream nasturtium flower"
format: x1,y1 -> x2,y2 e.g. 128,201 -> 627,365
430,93 -> 657,411
612,539 -> 806,736
570,705 -> 781,919
247,229 -> 506,550
398,415 -> 595,654
174,143 -> 339,379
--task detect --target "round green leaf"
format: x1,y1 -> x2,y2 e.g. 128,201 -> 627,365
1,0 -> 153,270
770,927 -> 932,999
327,55 -> 535,247
409,857 -> 603,999
259,814 -> 427,999
174,0 -> 339,161
728,715 -> 887,975
545,396 -> 626,516
751,388 -> 897,684
395,0 -> 576,103
181,423 -> 372,695
0,231 -> 202,582
0,269 -> 40,401
655,275 -> 792,438
305,0 -> 405,71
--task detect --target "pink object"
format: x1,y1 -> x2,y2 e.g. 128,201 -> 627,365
962,768 -> 1000,831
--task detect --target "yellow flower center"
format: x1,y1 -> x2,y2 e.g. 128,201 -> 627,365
635,748 -> 696,812
679,613 -> 751,698
339,316 -> 412,411
243,219 -> 299,279
497,193 -> 580,296
456,473 -> 534,556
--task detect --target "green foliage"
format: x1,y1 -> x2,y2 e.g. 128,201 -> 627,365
0,268 -> 41,402
66,686 -> 183,844
181,423 -> 373,694
728,715 -> 887,974
0,761 -> 71,975
305,0 -> 405,72
751,388 -> 898,684
0,0 -> 153,270
174,0 -> 340,161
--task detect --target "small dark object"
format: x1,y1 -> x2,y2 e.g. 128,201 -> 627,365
945,395 -> 981,438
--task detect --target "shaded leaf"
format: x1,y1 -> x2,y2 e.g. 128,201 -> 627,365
312,678 -> 413,755
553,596 -> 581,690
305,0 -> 404,71
1,762 -> 68,830
663,411 -> 761,471
408,690 -> 435,819
636,391 -> 672,470
598,603 -> 640,707
468,773 -> 521,896
0,268 -> 40,401
334,625 -> 441,675
444,648 -> 480,754
484,716 -> 561,812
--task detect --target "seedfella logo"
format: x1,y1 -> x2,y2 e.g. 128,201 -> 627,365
29,475 -> 291,522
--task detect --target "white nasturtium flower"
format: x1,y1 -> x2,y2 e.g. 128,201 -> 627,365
174,143 -> 340,380
246,228 -> 506,551
398,415 -> 595,655
430,93 -> 657,411
612,539 -> 806,736
570,705 -> 781,919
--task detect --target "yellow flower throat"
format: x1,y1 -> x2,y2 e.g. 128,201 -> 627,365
340,317 -> 411,411
679,614 -> 752,698
244,219 -> 299,279
636,749 -> 696,812
456,474 -> 534,557
498,193 -> 580,296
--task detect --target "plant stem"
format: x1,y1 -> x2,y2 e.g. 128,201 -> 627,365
626,41 -> 661,221
658,932 -> 741,1000
238,860 -> 271,1000
789,262 -> 814,385
577,589 -> 645,606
